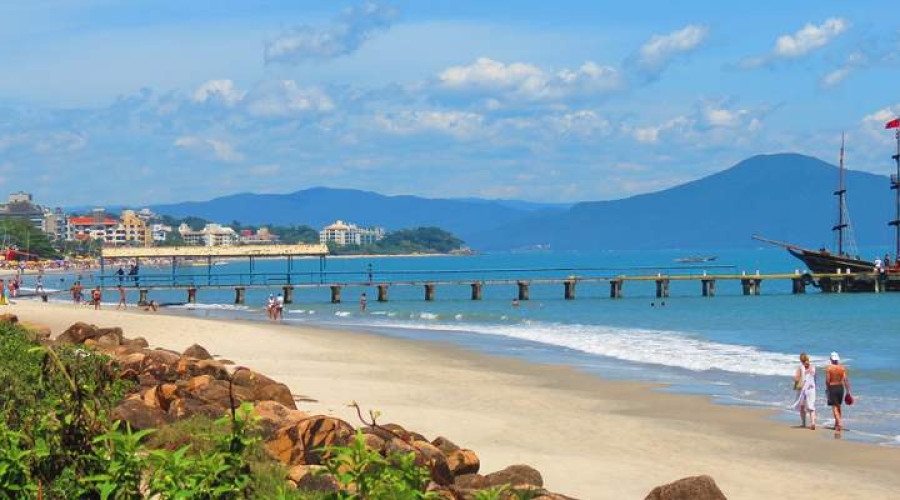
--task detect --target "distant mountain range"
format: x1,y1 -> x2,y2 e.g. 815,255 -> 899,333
141,153 -> 897,251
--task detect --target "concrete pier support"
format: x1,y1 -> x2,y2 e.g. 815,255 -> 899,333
741,279 -> 761,296
564,280 -> 576,300
701,279 -> 716,297
138,289 -> 149,306
424,283 -> 436,301
875,278 -> 885,293
187,287 -> 197,304
330,286 -> 342,304
282,286 -> 294,304
791,278 -> 806,294
234,287 -> 245,305
377,284 -> 389,302
471,282 -> 483,301
610,279 -> 623,299
517,281 -> 530,301
655,279 -> 670,298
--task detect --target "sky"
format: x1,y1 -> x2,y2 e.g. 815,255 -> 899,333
1,0 -> 899,206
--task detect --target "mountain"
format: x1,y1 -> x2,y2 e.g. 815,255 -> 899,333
149,188 -> 547,245
476,153 -> 896,251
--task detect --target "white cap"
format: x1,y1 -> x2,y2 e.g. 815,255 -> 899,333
830,352 -> 840,362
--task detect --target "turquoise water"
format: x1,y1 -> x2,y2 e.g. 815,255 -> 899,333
35,247 -> 900,443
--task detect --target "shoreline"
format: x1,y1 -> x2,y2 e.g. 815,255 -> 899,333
8,300 -> 900,498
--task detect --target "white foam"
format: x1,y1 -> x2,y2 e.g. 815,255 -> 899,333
367,320 -> 802,377
169,303 -> 250,311
335,311 -> 352,317
419,312 -> 439,320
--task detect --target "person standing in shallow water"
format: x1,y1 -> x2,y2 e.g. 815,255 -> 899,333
792,353 -> 817,430
826,352 -> 852,431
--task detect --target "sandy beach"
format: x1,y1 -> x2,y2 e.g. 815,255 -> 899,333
8,299 -> 900,499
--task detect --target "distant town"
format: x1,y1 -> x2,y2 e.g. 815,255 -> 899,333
0,191 -> 467,259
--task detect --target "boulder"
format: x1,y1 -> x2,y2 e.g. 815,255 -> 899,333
454,473 -> 489,490
119,353 -> 147,373
644,475 -> 727,500
252,401 -> 309,438
190,378 -> 253,409
0,313 -> 18,324
176,359 -> 229,380
20,321 -> 51,341
363,432 -> 386,453
95,333 -> 121,347
183,343 -> 213,360
95,327 -> 124,341
142,384 -> 182,412
265,416 -> 354,466
412,440 -> 453,486
56,322 -> 98,344
432,436 -> 460,455
124,337 -> 149,348
167,396 -> 228,420
287,465 -> 339,493
380,423 -> 411,442
146,349 -> 181,367
231,369 -> 298,410
484,465 -> 543,488
448,449 -> 480,476
112,399 -> 171,431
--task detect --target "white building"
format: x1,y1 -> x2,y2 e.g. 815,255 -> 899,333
319,220 -> 385,246
151,224 -> 173,242
178,223 -> 238,246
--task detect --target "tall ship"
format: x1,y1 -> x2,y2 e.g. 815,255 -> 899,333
755,123 -> 900,292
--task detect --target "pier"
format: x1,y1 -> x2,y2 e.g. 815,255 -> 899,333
86,246 -> 898,304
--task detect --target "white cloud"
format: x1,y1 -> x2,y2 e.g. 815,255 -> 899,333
375,110 -> 485,139
821,51 -> 869,88
244,80 -> 334,118
436,57 -> 622,102
193,79 -> 246,106
174,136 -> 244,162
547,110 -> 612,137
264,1 -> 396,64
742,18 -> 848,68
632,24 -> 709,76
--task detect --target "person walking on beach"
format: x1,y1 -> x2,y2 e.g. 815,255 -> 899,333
274,293 -> 284,320
792,353 -> 817,430
116,285 -> 127,310
360,292 -> 367,312
826,352 -> 852,431
265,294 -> 276,320
91,287 -> 102,310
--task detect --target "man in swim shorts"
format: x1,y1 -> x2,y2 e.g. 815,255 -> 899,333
825,351 -> 851,431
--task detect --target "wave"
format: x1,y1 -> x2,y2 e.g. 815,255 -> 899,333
364,319 -> 807,377
169,303 -> 251,311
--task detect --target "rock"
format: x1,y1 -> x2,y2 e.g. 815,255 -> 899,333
252,401 -> 309,438
56,322 -> 98,344
96,327 -> 124,341
484,465 -> 543,488
265,416 -> 354,466
362,432 -> 386,453
167,396 -> 227,420
432,436 -> 460,455
95,333 -> 121,347
644,475 -> 727,500
0,313 -> 18,324
83,339 -> 99,348
20,321 -> 51,341
120,353 -> 146,373
231,369 -> 298,410
146,349 -> 181,367
425,482 -> 458,500
112,399 -> 171,431
190,378 -> 253,409
188,375 -> 214,392
385,437 -> 418,458
142,384 -> 182,412
413,440 -> 454,486
448,449 -> 480,476
183,343 -> 212,360
380,423 -> 411,442
287,465 -> 339,493
176,359 -> 229,380
454,473 -> 489,490
124,337 -> 149,348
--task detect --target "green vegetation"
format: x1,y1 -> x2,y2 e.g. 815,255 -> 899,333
329,227 -> 465,255
0,219 -> 60,259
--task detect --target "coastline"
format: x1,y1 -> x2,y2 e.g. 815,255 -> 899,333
9,300 -> 900,499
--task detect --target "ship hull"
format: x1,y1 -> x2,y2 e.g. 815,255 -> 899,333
787,248 -> 900,292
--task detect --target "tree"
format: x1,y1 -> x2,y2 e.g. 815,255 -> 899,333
0,220 -> 60,259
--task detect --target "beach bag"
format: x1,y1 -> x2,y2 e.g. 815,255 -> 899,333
792,379 -> 802,391
844,393 -> 854,406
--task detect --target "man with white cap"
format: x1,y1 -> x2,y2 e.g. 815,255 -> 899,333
825,351 -> 852,431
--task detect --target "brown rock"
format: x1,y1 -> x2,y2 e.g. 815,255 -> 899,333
454,474 -> 489,490
484,465 -> 543,488
146,349 -> 181,367
83,339 -> 99,348
120,353 -> 146,373
124,337 -> 149,348
112,399 -> 171,431
0,313 -> 18,324
380,423 -> 411,442
265,416 -> 354,466
176,359 -> 229,380
252,401 -> 309,438
95,327 -> 124,341
20,321 -> 51,341
448,449 -> 480,476
288,465 -> 339,493
167,396 -> 228,420
57,322 -> 98,344
96,332 -> 121,347
230,368 -> 297,409
362,432 -> 386,453
413,440 -> 454,486
182,343 -> 213,360
190,378 -> 253,409
432,436 -> 460,455
644,475 -> 727,500
425,482 -> 458,500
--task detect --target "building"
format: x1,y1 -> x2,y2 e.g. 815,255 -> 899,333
116,210 -> 152,247
239,227 -> 279,245
178,223 -> 239,247
319,220 -> 385,246
42,208 -> 69,241
151,223 -> 173,242
0,192 -> 46,230
68,209 -> 119,243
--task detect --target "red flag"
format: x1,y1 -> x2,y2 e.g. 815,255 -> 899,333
887,118 -> 900,129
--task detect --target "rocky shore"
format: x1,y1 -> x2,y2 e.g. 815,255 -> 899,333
13,314 -> 727,499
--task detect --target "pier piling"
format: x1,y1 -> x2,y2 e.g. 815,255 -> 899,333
471,282 -> 483,301
741,279 -> 761,296
138,289 -> 148,306
610,279 -> 624,299
187,287 -> 197,304
425,283 -> 436,301
234,287 -> 245,305
517,281 -> 530,301
792,278 -> 806,294
655,279 -> 670,298
330,286 -> 342,304
377,284 -> 389,302
564,280 -> 576,300
282,286 -> 294,304
701,279 -> 716,297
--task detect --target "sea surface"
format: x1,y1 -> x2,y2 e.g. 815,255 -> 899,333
29,246 -> 900,444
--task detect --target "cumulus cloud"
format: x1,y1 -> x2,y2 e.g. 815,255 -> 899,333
627,25 -> 709,80
243,80 -> 335,118
628,100 -> 766,144
374,110 -> 485,139
174,136 -> 244,162
264,1 -> 396,64
192,79 -> 246,106
742,18 -> 848,68
435,57 -> 623,102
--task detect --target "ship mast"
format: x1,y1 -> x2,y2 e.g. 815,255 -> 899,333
891,128 -> 900,258
833,133 -> 848,256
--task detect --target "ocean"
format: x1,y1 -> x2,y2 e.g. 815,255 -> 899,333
31,247 -> 900,444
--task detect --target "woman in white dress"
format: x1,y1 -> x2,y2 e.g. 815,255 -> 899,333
792,353 -> 817,430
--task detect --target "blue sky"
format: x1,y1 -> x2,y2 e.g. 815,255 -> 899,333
1,0 -> 899,206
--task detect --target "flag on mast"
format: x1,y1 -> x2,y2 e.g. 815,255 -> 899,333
887,118 -> 900,129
